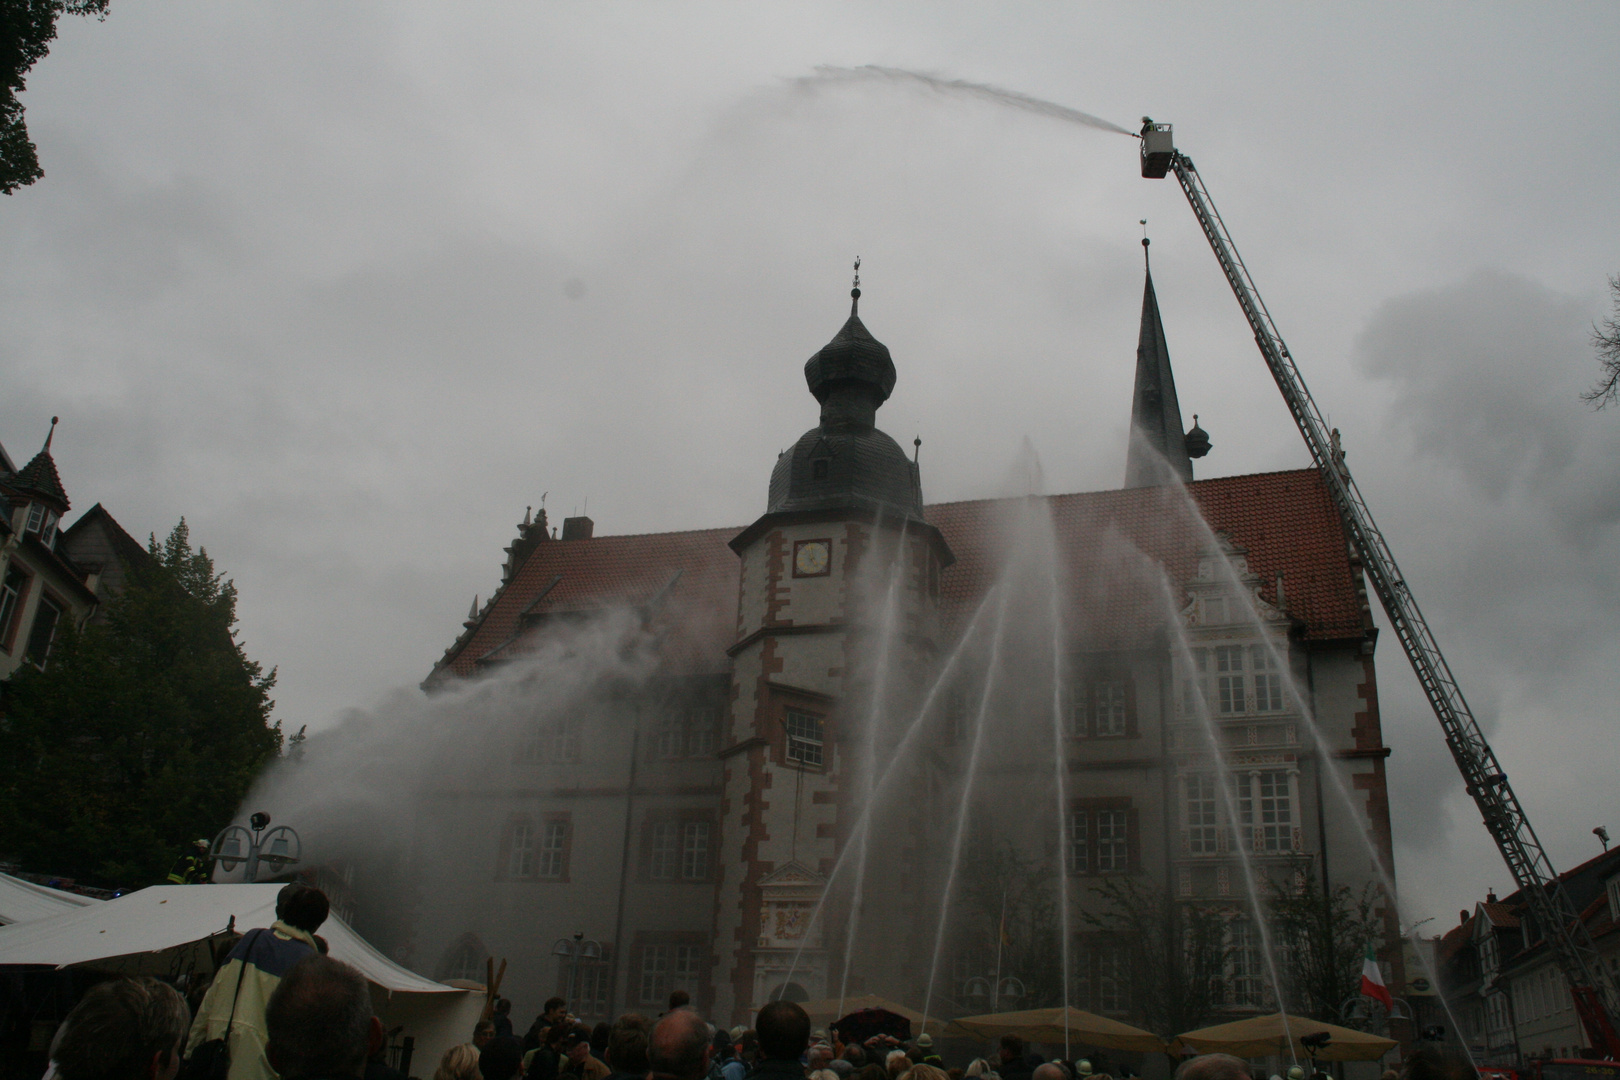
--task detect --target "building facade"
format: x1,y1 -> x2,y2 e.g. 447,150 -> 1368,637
1436,847 -> 1620,1064
0,422 -> 148,683
408,273 -> 1399,1032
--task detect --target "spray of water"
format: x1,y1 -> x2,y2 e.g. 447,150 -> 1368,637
1159,572 -> 1300,1067
802,66 -> 1134,136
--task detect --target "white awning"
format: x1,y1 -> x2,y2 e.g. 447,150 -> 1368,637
0,884 -> 458,995
0,871 -> 100,926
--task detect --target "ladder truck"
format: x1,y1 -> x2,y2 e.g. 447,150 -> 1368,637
1138,119 -> 1620,1058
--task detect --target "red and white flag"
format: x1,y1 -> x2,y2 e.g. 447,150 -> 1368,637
1361,944 -> 1393,1009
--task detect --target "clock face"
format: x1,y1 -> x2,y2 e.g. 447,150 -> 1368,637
793,539 -> 831,577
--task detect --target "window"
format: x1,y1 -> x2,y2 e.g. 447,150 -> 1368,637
523,717 -> 581,763
539,820 -> 569,879
638,943 -> 701,1006
1231,771 -> 1295,854
681,821 -> 711,880
1068,805 -> 1133,875
812,458 -> 830,481
652,708 -> 719,760
23,503 -> 59,549
0,568 -> 27,651
784,709 -> 823,767
1071,675 -> 1132,738
1096,945 -> 1128,1013
25,595 -> 62,667
509,822 -> 538,878
559,952 -> 613,1018
441,936 -> 488,983
1255,771 -> 1293,852
1184,774 -> 1220,855
1229,920 -> 1265,1006
1096,811 -> 1129,872
1067,810 -> 1089,875
1094,681 -> 1127,736
1251,646 -> 1284,712
1214,646 -> 1245,715
649,822 -> 679,880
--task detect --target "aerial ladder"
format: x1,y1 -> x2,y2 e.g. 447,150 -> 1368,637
1139,119 -> 1620,1058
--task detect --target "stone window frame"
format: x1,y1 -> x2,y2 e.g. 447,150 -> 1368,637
631,931 -> 708,1010
1065,797 -> 1139,876
767,684 -> 835,774
0,565 -> 31,654
639,809 -> 717,883
1068,662 -> 1139,740
496,811 -> 572,883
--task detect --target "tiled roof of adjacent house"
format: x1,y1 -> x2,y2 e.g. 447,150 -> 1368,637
431,468 -> 1367,682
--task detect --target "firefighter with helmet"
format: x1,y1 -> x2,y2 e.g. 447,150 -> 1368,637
167,838 -> 212,884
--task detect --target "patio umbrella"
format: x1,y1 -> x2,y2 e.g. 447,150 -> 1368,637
1173,1013 -> 1397,1062
946,1006 -> 1166,1053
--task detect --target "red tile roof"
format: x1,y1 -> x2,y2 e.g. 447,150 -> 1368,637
430,468 -> 1367,682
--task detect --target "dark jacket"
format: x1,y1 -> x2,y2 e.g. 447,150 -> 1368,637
749,1058 -> 807,1080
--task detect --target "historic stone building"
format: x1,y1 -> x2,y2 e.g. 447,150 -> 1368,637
413,267 -> 1398,1032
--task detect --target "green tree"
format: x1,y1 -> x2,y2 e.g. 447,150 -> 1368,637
1268,872 -> 1386,1024
0,519 -> 281,885
1085,877 -> 1231,1037
1,0 -> 109,193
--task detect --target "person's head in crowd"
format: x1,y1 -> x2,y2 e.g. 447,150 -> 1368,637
474,1021 -> 497,1048
738,1031 -> 760,1062
843,1047 -> 868,1068
265,955 -> 382,1080
998,1039 -> 1024,1066
1399,1047 -> 1477,1080
852,1066 -> 889,1080
711,1029 -> 735,1064
561,1027 -> 595,1065
1033,1066 -> 1068,1080
591,1022 -> 612,1057
964,1061 -> 992,1079
667,990 -> 692,1013
831,1061 -> 855,1078
495,999 -> 511,1019
755,1001 -> 811,1063
902,1067 -> 950,1080
886,1051 -> 910,1076
52,978 -> 190,1080
809,1045 -> 834,1070
434,1045 -> 483,1080
1381,1071 -> 1399,1080
608,1016 -> 652,1075
947,1071 -> 964,1080
543,998 -> 569,1026
649,1009 -> 712,1080
1174,1056 -> 1252,1080
274,883 -> 331,935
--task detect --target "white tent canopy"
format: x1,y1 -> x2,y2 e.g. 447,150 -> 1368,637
0,871 -> 100,926
0,884 -> 455,995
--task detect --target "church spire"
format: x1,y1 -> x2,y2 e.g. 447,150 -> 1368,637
1124,236 -> 1205,488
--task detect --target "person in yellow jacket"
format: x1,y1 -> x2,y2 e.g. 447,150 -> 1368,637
185,884 -> 330,1080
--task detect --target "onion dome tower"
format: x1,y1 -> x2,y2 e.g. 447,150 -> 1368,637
763,272 -> 922,518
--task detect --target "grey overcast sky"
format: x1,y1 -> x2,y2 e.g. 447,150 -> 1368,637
4,3 -> 1618,929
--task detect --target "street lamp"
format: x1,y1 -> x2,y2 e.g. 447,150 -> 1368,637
552,933 -> 603,1014
210,812 -> 301,882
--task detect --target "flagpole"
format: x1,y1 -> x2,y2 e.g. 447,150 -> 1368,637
993,885 -> 1009,1013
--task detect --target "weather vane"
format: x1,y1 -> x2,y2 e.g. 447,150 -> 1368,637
852,256 -> 861,291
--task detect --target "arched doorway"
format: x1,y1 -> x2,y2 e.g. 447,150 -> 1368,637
766,982 -> 809,1003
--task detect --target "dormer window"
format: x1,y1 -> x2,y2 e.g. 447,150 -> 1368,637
811,458 -> 830,481
23,503 -> 59,549
1607,876 -> 1620,920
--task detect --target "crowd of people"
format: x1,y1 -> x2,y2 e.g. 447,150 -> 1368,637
32,886 -> 1480,1080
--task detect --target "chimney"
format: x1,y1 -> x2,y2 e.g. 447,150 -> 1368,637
1460,910 -> 1468,925
561,516 -> 594,541
1486,891 -> 1498,905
